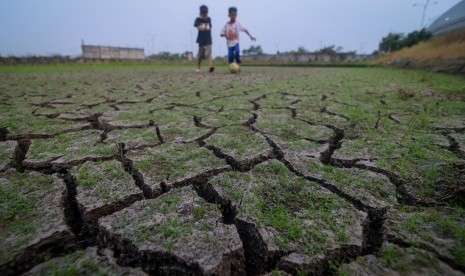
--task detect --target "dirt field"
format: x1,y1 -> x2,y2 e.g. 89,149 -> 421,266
1,65 -> 464,275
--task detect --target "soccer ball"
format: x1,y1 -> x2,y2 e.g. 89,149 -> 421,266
198,23 -> 210,31
198,24 -> 207,31
229,63 -> 240,74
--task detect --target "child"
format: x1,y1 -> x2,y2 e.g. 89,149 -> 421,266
194,5 -> 214,73
221,7 -> 256,65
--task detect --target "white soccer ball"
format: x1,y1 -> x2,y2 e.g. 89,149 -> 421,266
229,62 -> 240,74
199,23 -> 209,31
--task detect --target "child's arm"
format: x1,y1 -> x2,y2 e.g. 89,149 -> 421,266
194,18 -> 206,31
239,22 -> 256,41
244,30 -> 256,41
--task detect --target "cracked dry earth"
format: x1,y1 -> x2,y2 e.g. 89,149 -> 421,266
1,66 -> 465,275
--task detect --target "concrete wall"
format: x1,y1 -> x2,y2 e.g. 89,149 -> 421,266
81,45 -> 145,60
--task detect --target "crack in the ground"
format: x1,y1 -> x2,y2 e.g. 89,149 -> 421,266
59,172 -> 87,243
446,133 -> 465,159
166,166 -> 232,191
97,227 -> 204,275
290,99 -> 301,105
203,144 -> 273,172
191,163 -> 288,275
435,126 -> 465,133
10,139 -> 31,172
115,142 -> 158,199
236,218 -> 289,275
319,125 -> 345,165
31,111 -> 60,119
362,208 -> 388,255
353,162 -> 438,207
388,113 -> 402,124
248,125 -> 390,275
190,127 -> 218,144
263,106 -> 298,119
23,155 -> 116,173
242,112 -> 258,127
249,100 -> 260,111
193,115 -> 212,129
320,106 -> 350,121
60,161 -> 145,226
154,124 -> 164,144
327,153 -> 439,208
5,124 -> 93,141
386,235 -> 465,273
193,182 -> 237,225
0,126 -> 8,141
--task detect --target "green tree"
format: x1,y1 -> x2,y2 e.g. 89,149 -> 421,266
402,29 -> 432,48
379,29 -> 432,53
318,45 -> 337,55
379,33 -> 404,52
296,46 -> 309,54
242,45 -> 264,56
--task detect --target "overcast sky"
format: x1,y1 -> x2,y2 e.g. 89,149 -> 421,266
0,0 -> 461,57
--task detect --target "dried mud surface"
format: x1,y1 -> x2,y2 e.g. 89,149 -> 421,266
1,67 -> 464,275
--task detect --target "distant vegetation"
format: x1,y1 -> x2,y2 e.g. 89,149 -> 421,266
377,28 -> 465,74
272,45 -> 357,56
378,29 -> 432,53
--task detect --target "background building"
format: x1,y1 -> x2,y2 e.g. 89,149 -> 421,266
81,45 -> 145,60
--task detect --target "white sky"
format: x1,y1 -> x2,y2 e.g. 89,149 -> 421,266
0,0 -> 461,57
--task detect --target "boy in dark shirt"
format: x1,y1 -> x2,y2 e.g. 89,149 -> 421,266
194,5 -> 214,73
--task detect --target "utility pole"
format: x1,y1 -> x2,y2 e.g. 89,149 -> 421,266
190,30 -> 194,53
274,42 -> 280,54
146,33 -> 157,55
413,0 -> 437,29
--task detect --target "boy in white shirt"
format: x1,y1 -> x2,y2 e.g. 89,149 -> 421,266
220,7 -> 256,64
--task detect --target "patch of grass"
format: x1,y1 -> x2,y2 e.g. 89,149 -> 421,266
0,172 -> 61,263
346,106 -> 362,125
206,126 -> 270,159
116,112 -> 154,122
451,245 -> 465,264
405,213 -> 427,232
132,143 -> 225,183
73,161 -> 134,203
28,130 -> 114,161
193,205 -> 206,220
210,160 -> 359,256
51,265 -> 79,276
260,205 -> 303,242
158,217 -> 186,240
380,244 -> 398,265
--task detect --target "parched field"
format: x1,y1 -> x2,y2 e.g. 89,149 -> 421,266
1,65 -> 465,275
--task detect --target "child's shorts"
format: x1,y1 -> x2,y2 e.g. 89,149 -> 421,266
198,45 -> 212,60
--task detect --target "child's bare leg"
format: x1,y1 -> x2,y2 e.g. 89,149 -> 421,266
208,56 -> 215,72
196,58 -> 202,73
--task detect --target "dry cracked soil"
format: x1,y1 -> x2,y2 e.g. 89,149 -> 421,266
1,65 -> 465,275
